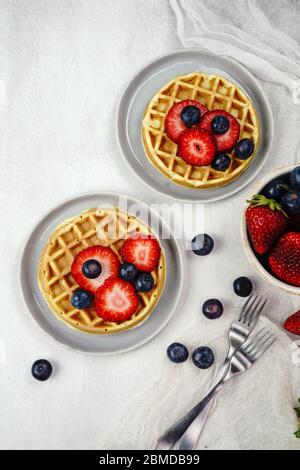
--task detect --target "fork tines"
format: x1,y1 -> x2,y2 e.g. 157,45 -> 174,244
242,327 -> 277,362
238,293 -> 267,327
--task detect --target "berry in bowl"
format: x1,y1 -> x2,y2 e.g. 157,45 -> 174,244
242,165 -> 300,295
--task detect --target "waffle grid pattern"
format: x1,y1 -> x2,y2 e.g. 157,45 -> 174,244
38,208 -> 166,334
142,72 -> 260,189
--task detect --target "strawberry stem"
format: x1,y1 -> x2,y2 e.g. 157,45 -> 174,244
247,194 -> 288,217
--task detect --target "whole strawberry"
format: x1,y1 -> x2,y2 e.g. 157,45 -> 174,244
269,232 -> 300,287
246,194 -> 288,255
284,309 -> 300,336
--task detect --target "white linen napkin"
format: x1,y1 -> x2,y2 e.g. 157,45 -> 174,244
170,0 -> 300,100
104,314 -> 300,450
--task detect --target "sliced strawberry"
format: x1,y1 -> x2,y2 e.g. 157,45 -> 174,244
200,110 -> 240,152
121,235 -> 161,272
71,246 -> 120,294
284,309 -> 300,336
177,128 -> 216,166
95,277 -> 139,323
164,100 -> 208,143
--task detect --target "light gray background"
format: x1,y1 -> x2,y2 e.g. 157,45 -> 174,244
1,0 -> 299,449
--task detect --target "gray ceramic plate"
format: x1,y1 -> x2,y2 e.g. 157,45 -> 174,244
117,49 -> 274,203
19,192 -> 183,355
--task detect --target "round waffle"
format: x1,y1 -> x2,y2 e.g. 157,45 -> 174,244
38,207 -> 166,335
141,72 -> 260,189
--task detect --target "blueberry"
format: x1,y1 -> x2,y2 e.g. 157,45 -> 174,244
211,153 -> 231,171
291,166 -> 300,189
262,178 -> 287,201
82,259 -> 101,279
119,263 -> 138,283
134,272 -> 154,292
180,105 -> 201,127
167,343 -> 189,363
31,359 -> 53,381
281,190 -> 300,215
191,233 -> 214,256
233,277 -> 253,297
192,347 -> 214,369
211,115 -> 229,135
202,299 -> 223,319
71,288 -> 94,309
235,139 -> 254,159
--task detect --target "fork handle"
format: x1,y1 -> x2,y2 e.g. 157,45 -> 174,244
155,376 -> 227,450
155,393 -> 213,449
175,378 -> 228,450
174,358 -> 231,450
155,360 -> 230,450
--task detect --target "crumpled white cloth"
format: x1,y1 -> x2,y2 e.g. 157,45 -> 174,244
103,0 -> 300,450
104,314 -> 300,450
170,0 -> 300,98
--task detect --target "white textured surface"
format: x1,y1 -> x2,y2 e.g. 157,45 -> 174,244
1,0 -> 300,450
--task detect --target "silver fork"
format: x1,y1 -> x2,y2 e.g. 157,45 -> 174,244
176,327 -> 277,450
174,294 -> 267,449
155,294 -> 266,450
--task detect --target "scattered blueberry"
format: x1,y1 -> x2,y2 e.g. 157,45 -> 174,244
202,299 -> 223,319
119,263 -> 138,283
192,347 -> 214,369
262,178 -> 287,201
180,105 -> 201,127
167,343 -> 189,363
281,190 -> 300,215
71,288 -> 94,309
291,166 -> 300,189
191,233 -> 214,256
82,259 -> 101,279
31,359 -> 53,381
235,138 -> 254,159
134,272 -> 154,292
211,115 -> 230,135
211,153 -> 231,171
233,276 -> 253,297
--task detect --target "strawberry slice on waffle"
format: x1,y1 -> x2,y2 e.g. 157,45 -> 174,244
71,246 -> 120,294
177,128 -> 217,166
200,110 -> 240,152
165,100 -> 208,143
121,235 -> 161,272
95,277 -> 139,323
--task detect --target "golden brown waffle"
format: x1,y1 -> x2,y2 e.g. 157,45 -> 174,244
38,207 -> 166,334
141,72 -> 260,189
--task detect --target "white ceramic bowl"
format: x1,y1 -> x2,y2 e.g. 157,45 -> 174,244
241,164 -> 300,296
